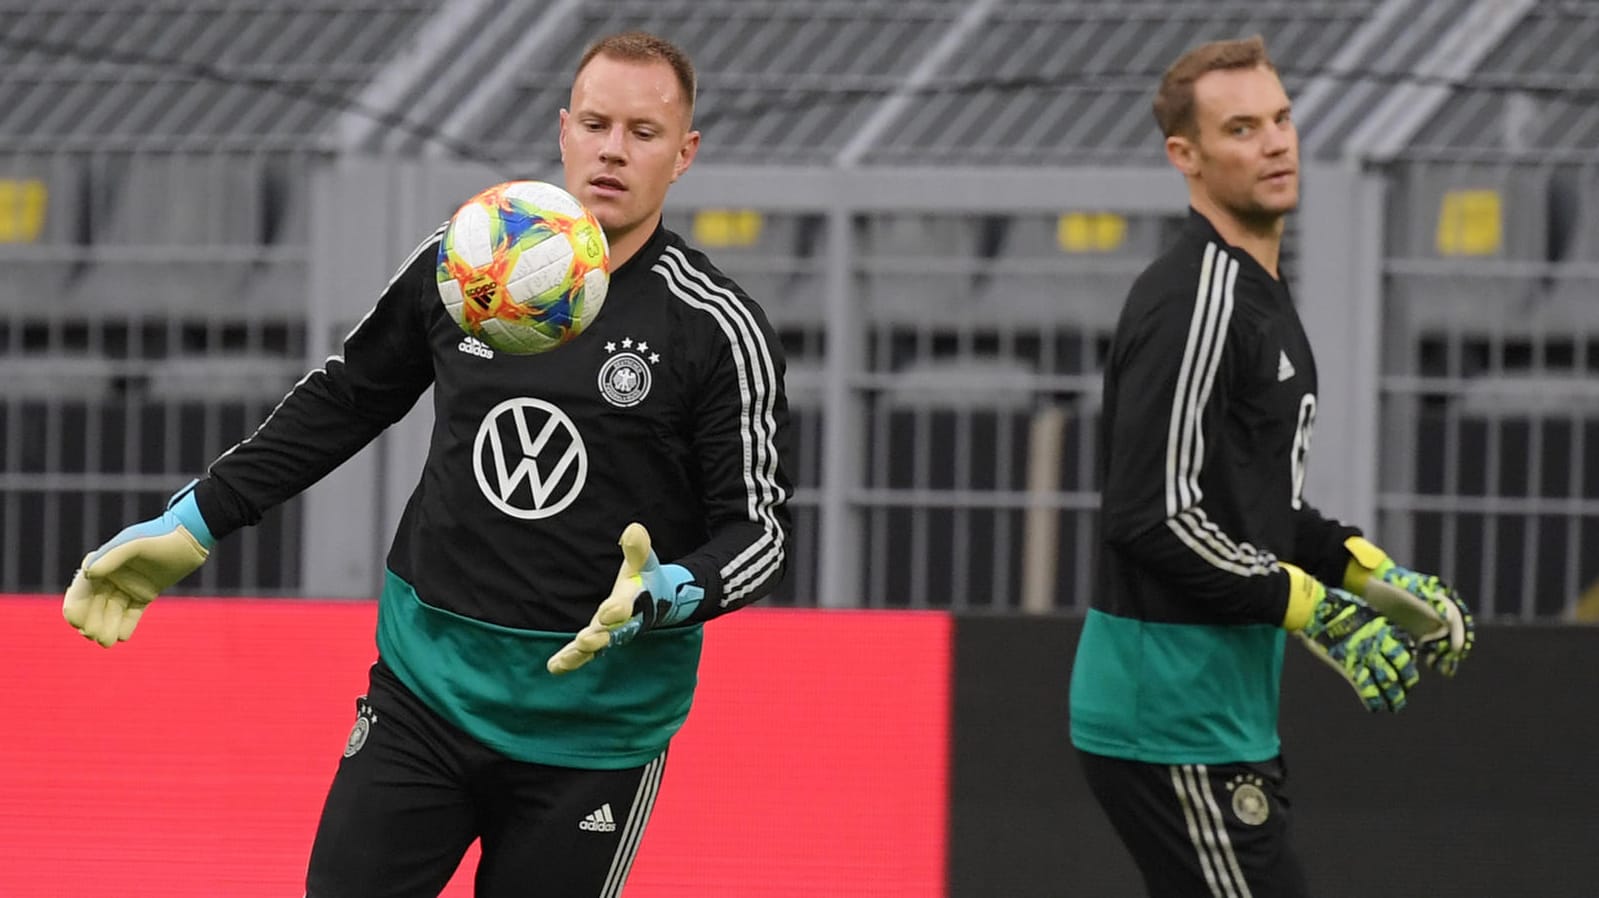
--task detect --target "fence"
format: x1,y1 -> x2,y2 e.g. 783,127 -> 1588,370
1377,158 -> 1599,619
2,153 -> 1596,615
0,150 -> 317,594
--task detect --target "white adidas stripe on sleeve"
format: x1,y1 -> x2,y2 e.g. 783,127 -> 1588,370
1162,242 -> 1275,577
653,247 -> 788,604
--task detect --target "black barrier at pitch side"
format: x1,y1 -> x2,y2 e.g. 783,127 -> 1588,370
950,616 -> 1599,898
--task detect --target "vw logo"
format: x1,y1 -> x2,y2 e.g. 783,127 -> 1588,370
472,397 -> 588,519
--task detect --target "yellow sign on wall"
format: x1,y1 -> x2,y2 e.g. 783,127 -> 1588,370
1057,212 -> 1126,253
0,178 -> 47,243
1435,189 -> 1501,256
693,209 -> 763,248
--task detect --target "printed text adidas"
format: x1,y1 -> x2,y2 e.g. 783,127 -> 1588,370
579,802 -> 617,832
458,336 -> 495,359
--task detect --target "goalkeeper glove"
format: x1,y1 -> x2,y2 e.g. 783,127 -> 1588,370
546,522 -> 705,675
1282,562 -> 1418,713
1343,536 -> 1474,677
62,482 -> 215,647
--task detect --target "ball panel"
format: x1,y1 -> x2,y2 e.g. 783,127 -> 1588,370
506,235 -> 576,302
451,203 -> 498,269
505,181 -> 584,218
577,268 -> 608,330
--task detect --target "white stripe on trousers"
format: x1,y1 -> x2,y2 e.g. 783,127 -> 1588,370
599,752 -> 667,898
1170,764 -> 1253,898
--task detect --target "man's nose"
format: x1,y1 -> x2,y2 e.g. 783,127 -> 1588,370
1263,121 -> 1293,155
600,126 -> 626,161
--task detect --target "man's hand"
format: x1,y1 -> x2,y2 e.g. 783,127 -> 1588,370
1282,562 -> 1419,712
62,485 -> 214,647
546,523 -> 704,675
1344,537 -> 1474,677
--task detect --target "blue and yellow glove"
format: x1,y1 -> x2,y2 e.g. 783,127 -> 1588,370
1343,536 -> 1474,677
62,482 -> 215,647
1282,562 -> 1419,712
546,522 -> 704,675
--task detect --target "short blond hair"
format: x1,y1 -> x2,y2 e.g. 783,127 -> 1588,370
1153,35 -> 1276,138
576,31 -> 697,120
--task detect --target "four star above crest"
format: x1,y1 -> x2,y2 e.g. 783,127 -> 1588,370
603,337 -> 659,363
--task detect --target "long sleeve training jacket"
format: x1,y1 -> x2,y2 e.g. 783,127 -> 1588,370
1071,209 -> 1358,764
190,222 -> 794,767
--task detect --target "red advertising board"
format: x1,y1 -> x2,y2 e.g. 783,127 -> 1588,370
0,597 -> 948,897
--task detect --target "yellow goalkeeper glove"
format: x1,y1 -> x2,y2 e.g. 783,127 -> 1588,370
1343,536 -> 1474,677
546,523 -> 704,675
1282,562 -> 1419,712
62,483 -> 214,647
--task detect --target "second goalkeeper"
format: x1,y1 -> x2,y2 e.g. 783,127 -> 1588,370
1068,35 -> 1472,898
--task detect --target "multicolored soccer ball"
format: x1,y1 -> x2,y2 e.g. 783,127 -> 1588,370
436,180 -> 610,355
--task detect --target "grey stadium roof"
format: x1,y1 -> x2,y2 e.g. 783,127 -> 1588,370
0,0 -> 1592,164
1402,0 -> 1599,162
361,0 -> 1386,166
0,0 -> 437,153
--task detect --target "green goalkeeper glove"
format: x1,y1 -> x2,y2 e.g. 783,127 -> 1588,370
1282,562 -> 1419,712
546,522 -> 705,675
1343,536 -> 1474,677
62,482 -> 215,647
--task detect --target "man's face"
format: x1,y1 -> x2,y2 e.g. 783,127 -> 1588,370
1170,65 -> 1298,225
559,54 -> 699,244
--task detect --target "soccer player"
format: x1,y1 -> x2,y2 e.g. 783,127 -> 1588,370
62,31 -> 792,897
1068,36 -> 1473,897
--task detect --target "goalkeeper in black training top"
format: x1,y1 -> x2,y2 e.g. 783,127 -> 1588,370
61,31 -> 793,897
1069,35 -> 1474,898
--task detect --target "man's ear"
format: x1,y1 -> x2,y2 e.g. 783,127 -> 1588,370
672,130 -> 701,183
1165,134 -> 1200,178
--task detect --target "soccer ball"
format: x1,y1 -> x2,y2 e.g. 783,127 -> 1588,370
436,180 -> 610,355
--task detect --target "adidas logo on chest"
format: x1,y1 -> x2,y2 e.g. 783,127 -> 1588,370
457,336 -> 495,359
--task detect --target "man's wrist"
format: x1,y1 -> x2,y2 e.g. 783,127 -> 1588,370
1341,535 -> 1391,594
168,489 -> 216,549
1280,563 -> 1321,632
652,564 -> 703,627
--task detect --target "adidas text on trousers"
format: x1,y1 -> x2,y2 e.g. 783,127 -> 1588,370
1077,750 -> 1309,898
306,659 -> 666,898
